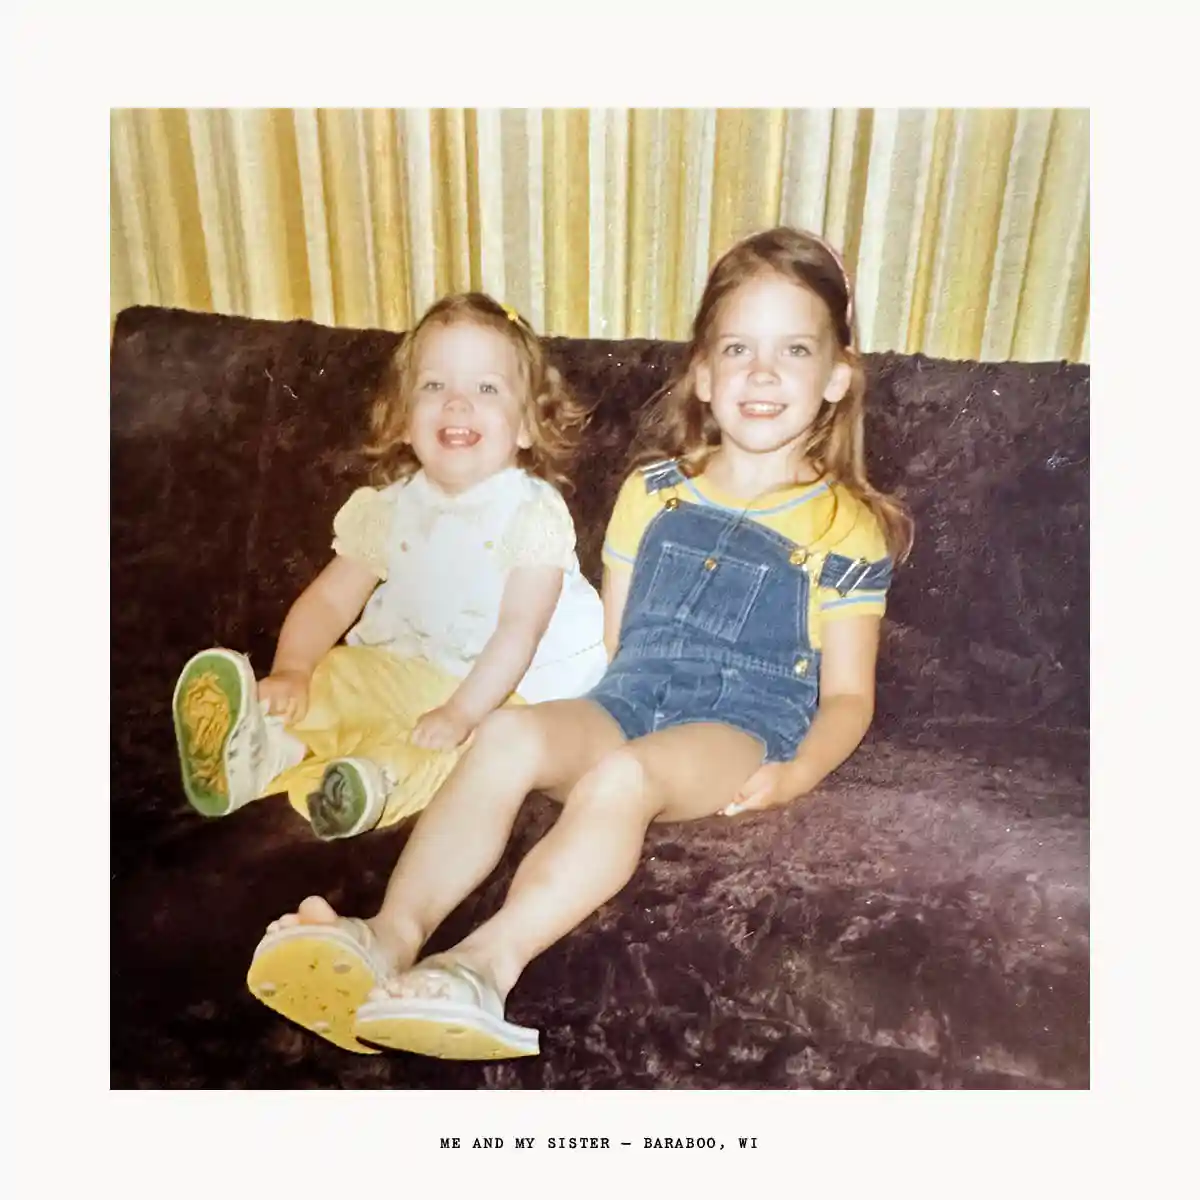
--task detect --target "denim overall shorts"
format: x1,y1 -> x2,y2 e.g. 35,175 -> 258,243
587,460 -> 893,762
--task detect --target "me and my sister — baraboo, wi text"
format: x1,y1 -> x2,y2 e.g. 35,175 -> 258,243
439,1136 -> 759,1150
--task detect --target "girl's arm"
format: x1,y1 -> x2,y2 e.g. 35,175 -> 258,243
786,613 -> 879,793
411,565 -> 564,748
601,566 -> 632,660
725,614 -> 880,814
260,556 -> 381,722
272,556 -> 382,676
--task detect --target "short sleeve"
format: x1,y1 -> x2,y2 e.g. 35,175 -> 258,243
331,486 -> 393,580
501,484 -> 576,571
816,500 -> 891,623
601,472 -> 660,573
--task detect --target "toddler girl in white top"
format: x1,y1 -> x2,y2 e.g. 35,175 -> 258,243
171,293 -> 606,841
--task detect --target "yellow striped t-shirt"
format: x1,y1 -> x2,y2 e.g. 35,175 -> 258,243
601,470 -> 890,651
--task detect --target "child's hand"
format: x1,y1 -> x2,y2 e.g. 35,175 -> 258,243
411,704 -> 475,751
257,670 -> 311,725
721,763 -> 805,817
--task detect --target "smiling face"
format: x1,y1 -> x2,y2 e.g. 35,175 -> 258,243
695,272 -> 851,475
404,320 -> 532,493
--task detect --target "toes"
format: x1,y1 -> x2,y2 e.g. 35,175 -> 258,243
374,974 -> 418,1000
265,898 -> 341,937
380,968 -> 450,1002
296,895 -> 339,924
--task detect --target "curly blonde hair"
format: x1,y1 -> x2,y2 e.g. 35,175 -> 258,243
363,293 -> 589,493
631,227 -> 914,562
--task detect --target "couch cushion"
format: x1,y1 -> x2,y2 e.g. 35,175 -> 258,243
111,726 -> 1086,1090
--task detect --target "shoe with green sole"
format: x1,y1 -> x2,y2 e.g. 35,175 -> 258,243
308,757 -> 391,840
172,648 -> 267,817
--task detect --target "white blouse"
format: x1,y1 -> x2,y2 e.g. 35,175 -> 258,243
332,467 -> 606,703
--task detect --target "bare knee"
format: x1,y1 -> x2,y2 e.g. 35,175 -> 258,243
471,708 -> 547,771
568,749 -> 662,821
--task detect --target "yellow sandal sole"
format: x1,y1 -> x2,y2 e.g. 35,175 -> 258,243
247,931 -> 382,1055
353,1011 -> 539,1060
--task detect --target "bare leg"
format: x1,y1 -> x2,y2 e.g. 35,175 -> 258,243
269,699 -> 626,971
390,723 -> 765,1003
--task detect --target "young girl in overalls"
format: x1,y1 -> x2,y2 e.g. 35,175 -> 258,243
171,293 -> 606,845
246,228 -> 913,1058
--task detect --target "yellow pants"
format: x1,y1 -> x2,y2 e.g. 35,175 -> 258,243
266,646 -> 519,828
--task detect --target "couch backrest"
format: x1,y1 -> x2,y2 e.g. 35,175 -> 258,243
112,306 -> 1088,751
860,351 -> 1088,730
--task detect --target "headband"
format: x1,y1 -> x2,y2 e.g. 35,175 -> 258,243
808,232 -> 854,335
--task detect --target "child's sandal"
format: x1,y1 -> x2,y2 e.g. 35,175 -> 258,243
246,917 -> 391,1054
353,956 -> 540,1060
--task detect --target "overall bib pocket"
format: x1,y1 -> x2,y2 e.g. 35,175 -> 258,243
641,540 -> 769,645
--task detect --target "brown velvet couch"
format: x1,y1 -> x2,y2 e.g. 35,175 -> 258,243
110,305 -> 1089,1089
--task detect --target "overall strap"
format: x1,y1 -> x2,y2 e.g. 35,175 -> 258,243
640,458 -> 688,494
818,552 -> 894,596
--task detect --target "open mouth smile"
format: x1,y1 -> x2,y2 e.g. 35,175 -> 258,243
738,402 -> 786,418
436,426 -> 482,448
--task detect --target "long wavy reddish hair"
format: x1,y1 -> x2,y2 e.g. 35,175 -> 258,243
363,292 -> 589,493
631,227 -> 913,561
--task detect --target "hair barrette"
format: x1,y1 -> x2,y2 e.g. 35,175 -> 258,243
500,303 -> 522,325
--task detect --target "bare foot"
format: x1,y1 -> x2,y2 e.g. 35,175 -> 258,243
263,894 -> 341,935
264,896 -> 420,981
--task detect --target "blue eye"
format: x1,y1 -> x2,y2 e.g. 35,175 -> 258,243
723,343 -> 746,356
420,380 -> 443,391
788,344 -> 810,356
479,381 -> 498,394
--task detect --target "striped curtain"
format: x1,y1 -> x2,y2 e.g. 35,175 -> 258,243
110,108 -> 1089,362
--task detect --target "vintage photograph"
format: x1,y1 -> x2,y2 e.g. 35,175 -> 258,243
110,106 -> 1089,1092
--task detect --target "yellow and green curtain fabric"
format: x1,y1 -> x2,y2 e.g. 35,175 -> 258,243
111,108 -> 1089,363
